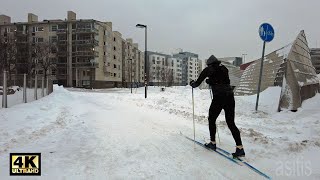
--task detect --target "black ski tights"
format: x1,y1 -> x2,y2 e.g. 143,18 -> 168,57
208,93 -> 242,146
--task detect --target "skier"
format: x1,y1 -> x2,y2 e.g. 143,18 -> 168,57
189,55 -> 245,157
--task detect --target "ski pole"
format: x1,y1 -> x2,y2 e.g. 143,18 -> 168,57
209,87 -> 221,145
192,87 -> 196,143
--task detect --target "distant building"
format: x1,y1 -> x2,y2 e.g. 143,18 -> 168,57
146,51 -> 172,86
218,57 -> 243,67
173,52 -> 200,85
310,48 -> 320,74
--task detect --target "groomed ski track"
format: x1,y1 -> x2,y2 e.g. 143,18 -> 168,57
0,86 -> 264,179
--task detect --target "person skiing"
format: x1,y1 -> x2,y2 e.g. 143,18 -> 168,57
189,55 -> 245,158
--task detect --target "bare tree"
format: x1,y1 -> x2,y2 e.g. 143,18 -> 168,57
0,36 -> 18,85
161,66 -> 174,87
31,42 -> 57,80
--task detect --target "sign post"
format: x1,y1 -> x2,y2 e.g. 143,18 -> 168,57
255,23 -> 274,111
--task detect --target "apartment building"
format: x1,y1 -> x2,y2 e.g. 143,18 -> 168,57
122,39 -> 144,87
147,51 -> 172,86
170,57 -> 183,84
173,51 -> 200,85
0,11 -> 144,88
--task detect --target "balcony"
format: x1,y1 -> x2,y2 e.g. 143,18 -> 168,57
57,51 -> 68,57
72,39 -> 98,46
56,29 -> 67,34
73,28 -> 98,34
72,51 -> 99,57
73,61 -> 99,68
57,40 -> 67,45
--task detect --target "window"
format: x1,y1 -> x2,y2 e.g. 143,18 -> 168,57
104,42 -> 106,45
87,71 -> 90,76
114,55 -> 116,60
38,70 -> 43,74
114,46 -> 116,51
113,37 -> 116,41
83,71 -> 86,76
51,25 -> 57,31
107,62 -> 110,66
114,73 -> 116,77
152,60 -> 155,64
104,52 -> 106,55
37,27 -> 44,31
58,24 -> 67,30
157,57 -> 159,60
114,64 -> 116,68
50,36 -> 57,43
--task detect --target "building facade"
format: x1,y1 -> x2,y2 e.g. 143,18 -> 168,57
0,11 -> 144,88
172,51 -> 200,85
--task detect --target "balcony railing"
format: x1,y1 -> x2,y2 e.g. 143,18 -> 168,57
72,51 -> 99,57
73,62 -> 99,68
72,39 -> 99,46
56,29 -> 67,34
73,28 -> 98,34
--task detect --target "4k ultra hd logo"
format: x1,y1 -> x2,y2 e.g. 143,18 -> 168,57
10,153 -> 41,176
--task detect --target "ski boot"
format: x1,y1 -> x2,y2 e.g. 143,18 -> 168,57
205,142 -> 216,151
232,147 -> 245,158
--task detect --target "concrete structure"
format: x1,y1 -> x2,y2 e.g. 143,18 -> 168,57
235,31 -> 319,111
0,11 -> 144,88
310,48 -> 320,74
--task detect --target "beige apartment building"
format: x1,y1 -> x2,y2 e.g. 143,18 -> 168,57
122,38 -> 144,87
0,11 -> 144,88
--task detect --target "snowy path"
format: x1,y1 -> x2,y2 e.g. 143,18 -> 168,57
0,86 -> 262,179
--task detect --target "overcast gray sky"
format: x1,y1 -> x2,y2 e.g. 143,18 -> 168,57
1,0 -> 319,62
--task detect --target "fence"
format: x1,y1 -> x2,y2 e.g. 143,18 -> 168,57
0,71 -> 53,108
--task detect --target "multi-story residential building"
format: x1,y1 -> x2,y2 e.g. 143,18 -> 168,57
147,51 -> 172,86
170,57 -> 183,84
310,48 -> 320,74
173,51 -> 200,85
0,11 -> 144,88
122,39 -> 144,87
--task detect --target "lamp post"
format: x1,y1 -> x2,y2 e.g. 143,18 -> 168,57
130,58 -> 133,94
136,24 -> 147,98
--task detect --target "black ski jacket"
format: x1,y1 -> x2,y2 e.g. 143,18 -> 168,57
192,64 -> 232,94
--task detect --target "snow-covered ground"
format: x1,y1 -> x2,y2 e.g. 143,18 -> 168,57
0,85 -> 319,179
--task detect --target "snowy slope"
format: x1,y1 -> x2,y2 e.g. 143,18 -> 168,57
0,85 -> 319,179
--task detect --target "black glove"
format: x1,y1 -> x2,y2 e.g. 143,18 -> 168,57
189,80 -> 196,88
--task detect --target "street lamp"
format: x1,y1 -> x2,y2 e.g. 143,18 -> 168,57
136,23 -> 147,98
129,58 -> 133,94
